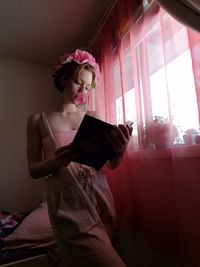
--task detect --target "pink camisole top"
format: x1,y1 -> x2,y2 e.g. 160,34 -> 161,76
41,112 -> 77,160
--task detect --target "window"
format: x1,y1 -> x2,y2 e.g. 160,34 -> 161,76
150,49 -> 199,142
112,15 -> 199,148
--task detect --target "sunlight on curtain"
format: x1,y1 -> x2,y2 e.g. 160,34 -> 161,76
91,1 -> 200,265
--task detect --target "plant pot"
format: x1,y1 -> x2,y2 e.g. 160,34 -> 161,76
195,135 -> 200,144
183,134 -> 192,145
154,139 -> 171,150
183,134 -> 199,145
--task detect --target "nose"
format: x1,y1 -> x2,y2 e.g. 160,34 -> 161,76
78,83 -> 87,93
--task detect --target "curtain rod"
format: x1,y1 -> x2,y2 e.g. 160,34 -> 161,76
88,0 -> 118,49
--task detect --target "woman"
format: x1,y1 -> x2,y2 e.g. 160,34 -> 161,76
27,49 -> 132,267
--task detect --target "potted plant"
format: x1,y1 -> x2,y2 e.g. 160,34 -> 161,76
183,128 -> 199,145
143,116 -> 178,150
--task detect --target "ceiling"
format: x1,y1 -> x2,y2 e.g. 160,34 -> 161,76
0,0 -> 115,65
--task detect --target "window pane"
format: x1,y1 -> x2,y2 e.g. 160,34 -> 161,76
166,50 -> 199,132
149,50 -> 199,143
150,69 -> 169,118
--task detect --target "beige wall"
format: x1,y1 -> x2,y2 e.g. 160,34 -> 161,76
0,57 -> 58,212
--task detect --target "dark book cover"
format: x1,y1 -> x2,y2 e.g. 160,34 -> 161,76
72,114 -> 115,170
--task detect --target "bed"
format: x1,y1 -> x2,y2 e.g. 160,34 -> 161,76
0,202 -> 61,267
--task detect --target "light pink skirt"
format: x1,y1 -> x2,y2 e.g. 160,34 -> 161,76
45,162 -> 127,267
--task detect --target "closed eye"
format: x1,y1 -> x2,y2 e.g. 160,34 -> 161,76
74,79 -> 91,90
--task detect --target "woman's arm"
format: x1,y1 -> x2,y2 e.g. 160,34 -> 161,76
26,113 -> 57,178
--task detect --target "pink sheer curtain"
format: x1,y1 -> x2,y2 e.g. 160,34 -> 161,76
90,0 -> 200,265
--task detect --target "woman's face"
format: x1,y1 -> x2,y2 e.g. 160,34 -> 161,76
64,68 -> 93,104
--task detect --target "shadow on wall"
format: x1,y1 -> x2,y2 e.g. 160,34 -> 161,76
0,57 -> 58,212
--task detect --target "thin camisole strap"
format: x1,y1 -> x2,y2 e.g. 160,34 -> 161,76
41,112 -> 58,146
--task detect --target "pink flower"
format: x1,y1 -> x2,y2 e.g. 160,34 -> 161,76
52,49 -> 100,88
74,92 -> 89,106
73,50 -> 96,66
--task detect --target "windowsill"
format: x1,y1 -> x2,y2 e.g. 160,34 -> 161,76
171,144 -> 200,158
128,144 -> 200,159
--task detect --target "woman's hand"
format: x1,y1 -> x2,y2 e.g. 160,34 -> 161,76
105,123 -> 133,169
54,143 -> 80,168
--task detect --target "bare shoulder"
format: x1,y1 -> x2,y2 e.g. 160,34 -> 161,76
27,112 -> 43,135
86,110 -> 102,120
27,112 -> 42,126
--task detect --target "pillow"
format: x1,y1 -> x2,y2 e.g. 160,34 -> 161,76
3,202 -> 56,250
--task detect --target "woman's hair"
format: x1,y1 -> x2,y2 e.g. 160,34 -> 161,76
52,62 -> 95,92
52,49 -> 100,92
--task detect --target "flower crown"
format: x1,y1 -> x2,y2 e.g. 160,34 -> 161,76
52,49 -> 100,88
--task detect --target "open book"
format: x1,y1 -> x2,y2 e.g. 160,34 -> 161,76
72,114 -> 115,170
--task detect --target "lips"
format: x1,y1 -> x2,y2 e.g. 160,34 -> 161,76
74,92 -> 89,105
